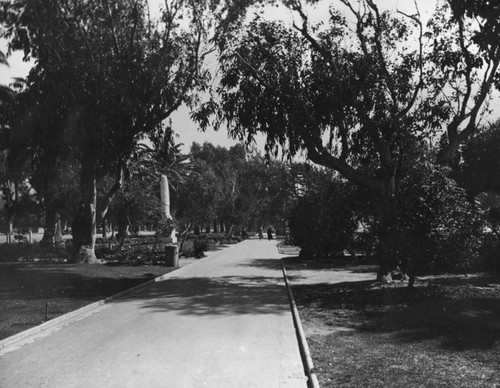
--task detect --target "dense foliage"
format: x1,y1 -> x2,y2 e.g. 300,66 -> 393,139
395,161 -> 485,274
288,170 -> 359,260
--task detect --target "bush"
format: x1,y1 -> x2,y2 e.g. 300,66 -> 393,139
396,161 -> 485,273
288,172 -> 358,260
193,235 -> 209,258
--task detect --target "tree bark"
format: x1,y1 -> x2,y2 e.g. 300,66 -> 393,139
71,158 -> 98,263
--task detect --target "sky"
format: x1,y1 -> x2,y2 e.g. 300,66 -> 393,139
0,0 -> 498,154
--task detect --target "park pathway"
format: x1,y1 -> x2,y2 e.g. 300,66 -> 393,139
0,239 -> 307,388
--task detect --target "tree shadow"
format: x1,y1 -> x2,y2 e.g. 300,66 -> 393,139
283,257 -> 378,273
119,275 -> 291,316
206,244 -> 231,252
293,280 -> 500,351
0,263 -> 166,300
238,258 -> 284,271
358,297 -> 500,350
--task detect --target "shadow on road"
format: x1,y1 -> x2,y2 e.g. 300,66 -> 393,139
121,275 -> 290,317
237,258 -> 284,271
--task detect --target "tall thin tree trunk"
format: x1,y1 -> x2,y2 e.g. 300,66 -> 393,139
6,215 -> 13,244
41,204 -> 57,248
54,213 -> 64,247
72,158 -> 98,263
178,222 -> 192,254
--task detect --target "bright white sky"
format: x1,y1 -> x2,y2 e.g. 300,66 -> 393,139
0,0 -> 498,153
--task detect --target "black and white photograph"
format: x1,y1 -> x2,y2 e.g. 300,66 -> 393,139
0,0 -> 499,386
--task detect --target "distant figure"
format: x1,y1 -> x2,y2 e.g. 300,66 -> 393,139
258,227 -> 263,240
267,227 -> 273,240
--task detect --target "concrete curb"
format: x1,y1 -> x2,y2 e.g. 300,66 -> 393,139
281,260 -> 320,388
0,249 -> 223,354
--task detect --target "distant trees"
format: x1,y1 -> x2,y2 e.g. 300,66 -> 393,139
175,142 -> 296,237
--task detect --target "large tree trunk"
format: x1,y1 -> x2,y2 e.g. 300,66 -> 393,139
72,158 -> 98,263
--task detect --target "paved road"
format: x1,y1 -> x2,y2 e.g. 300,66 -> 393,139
0,239 -> 306,388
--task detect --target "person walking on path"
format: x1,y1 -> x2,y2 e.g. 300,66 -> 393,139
0,239 -> 306,388
258,226 -> 263,240
267,227 -> 273,240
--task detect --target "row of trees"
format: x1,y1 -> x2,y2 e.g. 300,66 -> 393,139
103,140 -> 300,249
1,0 -> 500,279
0,0 -> 212,262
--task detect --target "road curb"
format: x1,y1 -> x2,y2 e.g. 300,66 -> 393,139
281,260 -> 320,388
0,252 -> 217,354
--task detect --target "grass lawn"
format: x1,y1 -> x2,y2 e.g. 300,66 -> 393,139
288,261 -> 500,388
0,263 -> 184,340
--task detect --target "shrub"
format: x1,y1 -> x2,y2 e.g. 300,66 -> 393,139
193,235 -> 209,258
288,172 -> 358,260
396,161 -> 485,273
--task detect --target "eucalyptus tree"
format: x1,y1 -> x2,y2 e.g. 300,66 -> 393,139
1,0 -> 212,262
205,0 -> 428,276
199,0 -> 500,276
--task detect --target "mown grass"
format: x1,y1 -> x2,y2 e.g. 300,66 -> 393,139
290,265 -> 500,387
